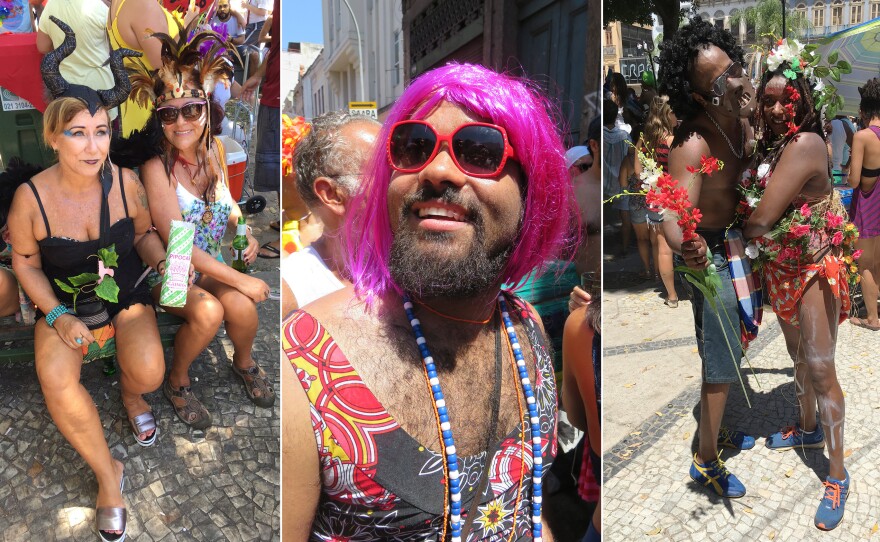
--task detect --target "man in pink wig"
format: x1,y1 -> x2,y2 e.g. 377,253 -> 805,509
282,63 -> 577,541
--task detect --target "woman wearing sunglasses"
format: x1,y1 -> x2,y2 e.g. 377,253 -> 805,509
7,19 -> 169,541
131,22 -> 274,429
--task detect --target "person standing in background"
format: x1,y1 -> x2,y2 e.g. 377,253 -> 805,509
242,0 -> 280,260
37,0 -> 116,121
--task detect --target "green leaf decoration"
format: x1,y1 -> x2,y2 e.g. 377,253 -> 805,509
54,279 -> 76,294
837,60 -> 852,74
831,67 -> 841,82
814,66 -> 831,77
804,44 -> 818,53
97,245 -> 118,268
783,69 -> 797,80
68,272 -> 100,287
94,277 -> 119,303
828,51 -> 838,64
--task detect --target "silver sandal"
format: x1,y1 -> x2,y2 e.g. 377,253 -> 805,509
96,476 -> 127,542
129,411 -> 158,447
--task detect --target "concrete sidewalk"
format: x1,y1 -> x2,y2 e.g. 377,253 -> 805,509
603,233 -> 880,541
0,193 -> 281,541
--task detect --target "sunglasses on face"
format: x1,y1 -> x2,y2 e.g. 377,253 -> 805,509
705,61 -> 744,98
387,120 -> 517,178
156,101 -> 206,124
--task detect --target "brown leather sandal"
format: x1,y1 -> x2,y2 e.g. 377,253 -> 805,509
232,362 -> 276,408
163,380 -> 212,429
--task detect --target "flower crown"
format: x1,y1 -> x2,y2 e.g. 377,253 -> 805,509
763,37 -> 852,117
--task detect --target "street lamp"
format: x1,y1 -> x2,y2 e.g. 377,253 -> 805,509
341,0 -> 365,101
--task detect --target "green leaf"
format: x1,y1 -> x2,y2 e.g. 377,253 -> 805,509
814,66 -> 831,78
53,279 -> 76,294
783,69 -> 797,80
94,277 -> 119,303
804,44 -> 818,53
828,51 -> 838,64
837,60 -> 852,74
68,273 -> 100,287
831,67 -> 841,82
97,244 -> 118,268
683,274 -> 718,311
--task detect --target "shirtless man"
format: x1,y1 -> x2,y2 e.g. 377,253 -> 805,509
658,16 -> 758,498
282,63 -> 577,541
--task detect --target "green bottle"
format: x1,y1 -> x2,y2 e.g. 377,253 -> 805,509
231,216 -> 248,272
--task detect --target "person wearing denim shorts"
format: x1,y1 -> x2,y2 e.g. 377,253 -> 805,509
658,16 -> 758,499
677,229 -> 742,384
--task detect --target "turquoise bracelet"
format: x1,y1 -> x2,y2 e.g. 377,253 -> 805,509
45,304 -> 70,328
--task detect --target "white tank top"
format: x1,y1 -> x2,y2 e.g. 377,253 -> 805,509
281,245 -> 344,307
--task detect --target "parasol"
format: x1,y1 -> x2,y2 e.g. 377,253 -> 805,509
818,18 -> 880,116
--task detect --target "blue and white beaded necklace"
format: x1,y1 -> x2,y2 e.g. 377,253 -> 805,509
402,293 -> 544,542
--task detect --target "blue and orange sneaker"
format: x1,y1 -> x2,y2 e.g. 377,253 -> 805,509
717,426 -> 756,450
689,453 -> 746,498
766,423 -> 824,451
815,470 -> 849,530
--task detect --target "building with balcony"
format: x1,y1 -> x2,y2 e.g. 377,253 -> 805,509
603,22 -> 655,87
293,0 -> 405,120
695,0 -> 879,43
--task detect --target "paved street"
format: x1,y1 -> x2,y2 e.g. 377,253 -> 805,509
603,229 -> 880,541
0,192 -> 281,541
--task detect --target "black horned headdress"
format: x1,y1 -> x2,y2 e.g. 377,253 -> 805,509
41,16 -> 142,115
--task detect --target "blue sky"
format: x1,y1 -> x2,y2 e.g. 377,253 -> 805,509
282,0 -> 324,47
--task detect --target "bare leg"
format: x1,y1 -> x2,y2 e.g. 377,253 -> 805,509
152,284 -> 224,388
197,276 -> 258,366
620,210 -> 632,254
113,304 -> 165,440
778,318 -> 819,433
696,382 -> 730,463
633,222 -> 651,275
0,268 -> 21,317
799,277 -> 845,480
34,321 -> 124,533
857,237 -> 879,325
655,228 -> 678,302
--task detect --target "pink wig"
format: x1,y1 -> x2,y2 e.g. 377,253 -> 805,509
344,63 -> 578,300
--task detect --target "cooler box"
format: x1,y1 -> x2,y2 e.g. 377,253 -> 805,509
836,186 -> 853,213
218,135 -> 247,202
0,90 -> 54,170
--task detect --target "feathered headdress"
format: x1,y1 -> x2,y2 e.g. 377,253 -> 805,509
127,15 -> 240,158
128,16 -> 239,107
41,16 -> 140,115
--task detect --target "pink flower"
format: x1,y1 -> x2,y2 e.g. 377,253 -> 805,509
831,231 -> 844,246
800,204 -> 811,218
97,259 -> 115,284
790,224 -> 810,237
854,249 -> 864,259
825,211 -> 844,228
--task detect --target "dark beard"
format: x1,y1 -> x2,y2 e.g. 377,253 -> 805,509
388,186 -> 513,298
216,11 -> 231,21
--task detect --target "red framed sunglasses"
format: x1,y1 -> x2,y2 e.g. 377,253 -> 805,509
387,120 -> 517,178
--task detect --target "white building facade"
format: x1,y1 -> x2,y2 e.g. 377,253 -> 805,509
295,0 -> 404,120
282,42 -> 322,115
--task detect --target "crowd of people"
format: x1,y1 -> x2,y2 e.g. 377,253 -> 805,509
0,1 -> 278,539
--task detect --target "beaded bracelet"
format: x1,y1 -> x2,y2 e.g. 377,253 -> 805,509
45,304 -> 70,328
